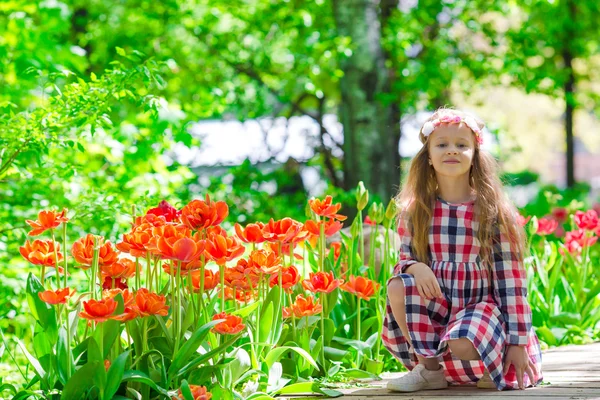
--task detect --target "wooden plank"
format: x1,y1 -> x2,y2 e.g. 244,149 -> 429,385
301,342 -> 600,399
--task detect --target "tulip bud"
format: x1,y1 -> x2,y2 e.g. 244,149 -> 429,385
368,202 -> 378,223
356,182 -> 369,211
350,216 -> 361,238
374,203 -> 385,224
305,200 -> 313,219
385,199 -> 397,221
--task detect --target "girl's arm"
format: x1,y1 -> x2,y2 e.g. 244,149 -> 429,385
393,211 -> 419,275
491,225 -> 532,346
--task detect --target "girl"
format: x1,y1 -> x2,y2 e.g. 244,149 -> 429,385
381,109 -> 543,392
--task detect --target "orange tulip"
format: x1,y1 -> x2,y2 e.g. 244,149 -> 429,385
309,195 -> 347,221
80,298 -> 118,323
248,249 -> 282,275
38,288 -> 75,305
133,288 -> 169,317
20,239 -> 63,267
181,195 -> 228,230
282,306 -> 293,319
302,271 -> 344,294
234,222 -> 266,244
303,219 -> 343,237
212,312 -> 246,335
26,208 -> 69,236
269,265 -> 300,293
151,225 -> 205,263
133,213 -> 168,229
116,225 -> 155,257
101,258 -> 137,279
190,268 -> 220,291
205,231 -> 244,265
172,385 -> 212,400
72,234 -> 119,269
289,294 -> 322,317
262,218 -> 309,244
340,275 -> 380,300
107,289 -> 139,322
329,242 -> 342,262
224,259 -> 260,290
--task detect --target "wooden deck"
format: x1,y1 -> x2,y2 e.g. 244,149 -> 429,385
283,342 -> 600,399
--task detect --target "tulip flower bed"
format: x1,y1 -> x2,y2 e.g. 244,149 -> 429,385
522,207 -> 600,346
5,184 -> 600,400
7,185 -> 399,400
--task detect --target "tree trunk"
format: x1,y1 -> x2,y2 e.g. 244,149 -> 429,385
332,0 -> 399,203
563,0 -> 576,188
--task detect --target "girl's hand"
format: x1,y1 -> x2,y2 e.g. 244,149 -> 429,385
406,263 -> 443,300
503,345 -> 537,390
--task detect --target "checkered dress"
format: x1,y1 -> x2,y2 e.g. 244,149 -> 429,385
382,198 -> 543,390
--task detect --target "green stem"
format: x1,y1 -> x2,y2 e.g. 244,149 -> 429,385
146,252 -> 152,291
356,297 -> 361,367
358,210 -> 364,266
51,229 -> 60,289
175,261 -> 182,354
220,263 -> 225,312
319,218 -> 325,273
288,293 -> 297,344
320,294 -> 326,371
91,237 -> 100,300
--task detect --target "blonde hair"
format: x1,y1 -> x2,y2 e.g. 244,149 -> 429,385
395,108 -> 526,269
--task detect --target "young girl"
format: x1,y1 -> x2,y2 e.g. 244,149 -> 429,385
381,109 -> 543,392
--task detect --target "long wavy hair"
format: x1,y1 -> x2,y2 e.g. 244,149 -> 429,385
395,108 -> 526,270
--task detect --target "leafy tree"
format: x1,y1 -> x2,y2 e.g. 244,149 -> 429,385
504,0 -> 600,187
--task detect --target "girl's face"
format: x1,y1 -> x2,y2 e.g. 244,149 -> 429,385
427,123 -> 475,179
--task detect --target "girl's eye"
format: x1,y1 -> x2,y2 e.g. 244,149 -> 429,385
437,144 -> 447,148
458,144 -> 466,148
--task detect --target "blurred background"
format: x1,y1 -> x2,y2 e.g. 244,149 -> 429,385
1,0 -> 600,376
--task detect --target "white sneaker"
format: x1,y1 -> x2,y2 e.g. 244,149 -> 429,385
477,370 -> 496,389
387,364 -> 448,392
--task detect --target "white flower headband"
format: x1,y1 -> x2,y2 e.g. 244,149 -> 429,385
421,113 -> 484,145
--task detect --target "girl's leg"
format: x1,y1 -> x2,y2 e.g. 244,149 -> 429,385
388,277 -> 441,370
447,338 -> 479,360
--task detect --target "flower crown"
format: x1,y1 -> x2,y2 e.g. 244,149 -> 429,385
421,113 -> 484,145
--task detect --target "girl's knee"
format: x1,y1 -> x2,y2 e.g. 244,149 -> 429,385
447,338 -> 479,360
387,277 -> 405,303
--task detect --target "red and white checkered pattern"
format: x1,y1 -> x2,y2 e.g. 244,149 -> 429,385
382,198 -> 543,390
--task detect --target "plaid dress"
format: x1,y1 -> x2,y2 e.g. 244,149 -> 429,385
382,197 -> 543,390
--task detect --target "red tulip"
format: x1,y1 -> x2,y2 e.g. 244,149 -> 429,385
574,210 -> 599,231
146,200 -> 181,222
536,218 -> 558,236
